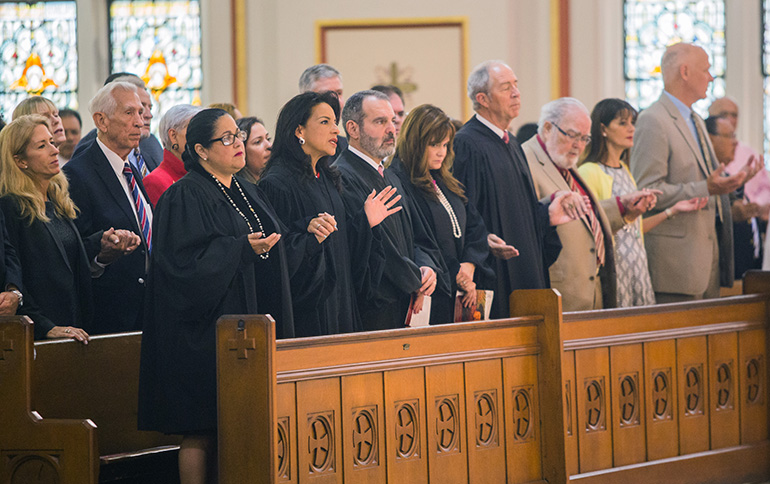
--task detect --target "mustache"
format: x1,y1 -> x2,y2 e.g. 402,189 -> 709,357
382,133 -> 395,144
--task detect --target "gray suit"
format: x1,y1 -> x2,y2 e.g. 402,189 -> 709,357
522,137 -> 621,310
630,93 -> 733,297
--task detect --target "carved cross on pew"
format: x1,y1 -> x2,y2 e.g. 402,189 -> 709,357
0,330 -> 14,361
227,324 -> 256,359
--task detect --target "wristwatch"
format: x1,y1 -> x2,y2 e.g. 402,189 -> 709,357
9,289 -> 22,307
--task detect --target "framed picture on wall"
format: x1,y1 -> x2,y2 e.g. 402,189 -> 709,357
316,17 -> 470,121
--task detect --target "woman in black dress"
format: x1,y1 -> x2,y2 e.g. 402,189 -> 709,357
390,104 -> 492,324
260,91 -> 401,336
138,108 -> 330,483
0,114 -> 139,341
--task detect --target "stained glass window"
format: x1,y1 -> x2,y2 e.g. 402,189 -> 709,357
0,1 -> 78,122
109,0 -> 202,133
624,0 -> 725,117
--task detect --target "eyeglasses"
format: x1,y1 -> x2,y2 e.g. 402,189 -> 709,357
714,132 -> 737,140
210,129 -> 248,146
552,123 -> 591,144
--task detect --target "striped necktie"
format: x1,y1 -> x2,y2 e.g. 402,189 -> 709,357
132,148 -> 149,178
562,169 -> 605,266
123,162 -> 152,253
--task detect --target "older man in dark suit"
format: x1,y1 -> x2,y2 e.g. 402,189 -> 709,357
63,81 -> 152,334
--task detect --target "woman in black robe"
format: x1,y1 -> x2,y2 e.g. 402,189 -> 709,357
390,104 -> 492,324
260,91 -> 401,336
137,108 -> 329,484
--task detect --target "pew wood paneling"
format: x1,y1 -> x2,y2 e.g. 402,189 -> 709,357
643,339 -> 679,460
562,351 -> 579,476
463,359 -> 505,482
609,344 -> 645,466
341,373 -> 386,483
502,355 -> 542,483
383,368 -> 428,483
676,336 -> 710,454
708,331 -> 740,449
739,329 -> 768,444
425,363 -> 467,483
575,348 -> 612,472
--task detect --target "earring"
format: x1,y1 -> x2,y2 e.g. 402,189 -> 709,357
172,143 -> 179,151
298,136 -> 305,145
202,157 -> 208,161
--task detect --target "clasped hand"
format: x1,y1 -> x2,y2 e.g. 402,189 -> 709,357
549,191 -> 590,225
96,227 -> 142,264
621,188 -> 662,220
307,212 -> 337,243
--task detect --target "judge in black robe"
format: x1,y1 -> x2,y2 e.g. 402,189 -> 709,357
334,148 -> 442,329
138,110 -> 311,441
390,155 -> 492,324
453,115 -> 561,319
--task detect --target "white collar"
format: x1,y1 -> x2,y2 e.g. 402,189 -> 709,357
475,113 -> 507,139
348,144 -> 385,172
96,137 -> 131,178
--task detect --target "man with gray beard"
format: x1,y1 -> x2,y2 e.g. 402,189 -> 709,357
334,90 -> 443,330
521,97 -> 656,310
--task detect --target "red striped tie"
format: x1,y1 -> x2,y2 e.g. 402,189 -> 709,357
123,162 -> 152,253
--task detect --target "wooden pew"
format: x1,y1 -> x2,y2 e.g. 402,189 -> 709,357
0,318 -> 180,484
216,277 -> 770,483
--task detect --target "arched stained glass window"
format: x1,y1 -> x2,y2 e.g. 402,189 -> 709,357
0,1 -> 78,122
624,0 -> 725,117
109,0 -> 202,132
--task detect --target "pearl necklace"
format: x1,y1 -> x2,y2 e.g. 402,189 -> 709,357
210,173 -> 269,259
432,178 -> 462,238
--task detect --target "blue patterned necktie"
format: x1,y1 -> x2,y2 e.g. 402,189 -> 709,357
123,162 -> 152,253
132,148 -> 148,178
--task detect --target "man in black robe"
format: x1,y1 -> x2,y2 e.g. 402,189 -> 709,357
453,60 -> 588,319
334,90 -> 443,330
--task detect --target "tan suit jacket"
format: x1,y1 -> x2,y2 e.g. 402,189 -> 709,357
522,137 -> 621,311
630,93 -> 733,296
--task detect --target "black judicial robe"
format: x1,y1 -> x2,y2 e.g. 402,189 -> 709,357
138,166 -> 299,434
0,209 -> 24,320
453,117 -> 561,319
389,158 -> 492,324
333,149 -> 442,330
0,196 -> 94,339
260,158 -> 383,336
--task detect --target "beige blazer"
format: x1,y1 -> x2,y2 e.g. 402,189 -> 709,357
522,137 -> 621,311
630,93 -> 733,296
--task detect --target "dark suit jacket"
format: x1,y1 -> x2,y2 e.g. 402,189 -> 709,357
63,140 -> 152,334
73,129 -> 163,171
0,197 -> 94,339
0,210 -> 23,294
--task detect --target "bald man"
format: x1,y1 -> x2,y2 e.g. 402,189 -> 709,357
709,97 -> 770,220
631,43 -> 760,302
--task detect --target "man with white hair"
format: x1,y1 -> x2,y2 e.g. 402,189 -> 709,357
299,64 -> 347,156
631,43 -> 761,302
522,97 -> 655,310
63,81 -> 152,334
453,60 -> 590,318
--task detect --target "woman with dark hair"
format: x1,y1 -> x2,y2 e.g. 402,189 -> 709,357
578,98 -> 706,306
0,115 -> 139,341
260,91 -> 400,336
390,104 -> 492,324
138,108 -> 331,483
236,116 -> 272,183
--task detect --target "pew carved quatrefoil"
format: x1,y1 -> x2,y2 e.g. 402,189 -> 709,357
351,406 -> 378,467
307,412 -> 335,474
684,365 -> 703,416
474,390 -> 499,447
394,400 -> 420,460
435,395 -> 460,454
618,374 -> 639,427
584,378 -> 606,432
715,361 -> 734,411
651,369 -> 672,421
511,387 -> 534,442
745,357 -> 763,405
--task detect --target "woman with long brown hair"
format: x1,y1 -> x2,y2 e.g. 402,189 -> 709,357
390,104 -> 491,324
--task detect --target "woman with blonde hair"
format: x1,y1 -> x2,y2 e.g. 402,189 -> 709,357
390,104 -> 492,324
13,96 -> 66,147
0,114 -> 139,341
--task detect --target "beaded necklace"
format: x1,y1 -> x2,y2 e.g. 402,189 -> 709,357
431,178 -> 462,238
210,173 -> 270,259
